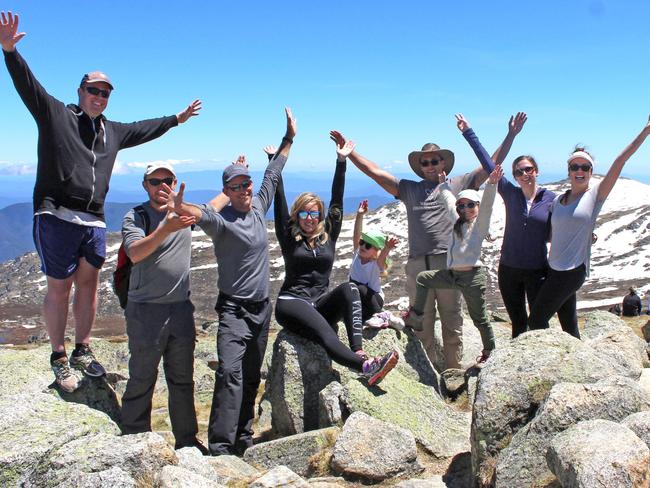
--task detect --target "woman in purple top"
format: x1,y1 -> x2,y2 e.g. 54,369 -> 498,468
455,113 -> 557,338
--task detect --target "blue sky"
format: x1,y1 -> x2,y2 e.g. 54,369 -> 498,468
1,0 -> 649,191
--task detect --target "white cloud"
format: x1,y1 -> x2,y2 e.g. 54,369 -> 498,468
0,161 -> 36,176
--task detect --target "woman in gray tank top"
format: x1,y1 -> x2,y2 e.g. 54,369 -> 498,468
528,115 -> 650,338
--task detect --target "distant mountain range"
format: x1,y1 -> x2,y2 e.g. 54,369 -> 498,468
1,175 -> 648,344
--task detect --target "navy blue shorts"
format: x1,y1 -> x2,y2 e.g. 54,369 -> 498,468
33,214 -> 107,279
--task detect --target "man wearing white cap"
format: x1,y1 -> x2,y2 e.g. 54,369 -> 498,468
119,162 -> 206,452
0,11 -> 202,391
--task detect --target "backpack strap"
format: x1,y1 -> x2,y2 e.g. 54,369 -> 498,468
133,205 -> 151,236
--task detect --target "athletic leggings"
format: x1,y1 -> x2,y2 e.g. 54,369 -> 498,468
527,265 -> 586,339
498,264 -> 547,339
351,280 -> 384,322
275,282 -> 364,371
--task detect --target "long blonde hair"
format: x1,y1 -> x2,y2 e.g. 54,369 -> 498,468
289,192 -> 329,245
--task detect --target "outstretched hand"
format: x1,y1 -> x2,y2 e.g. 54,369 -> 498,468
233,154 -> 248,168
263,145 -> 277,157
0,11 -> 26,52
285,107 -> 297,139
177,99 -> 202,124
162,211 -> 196,233
508,112 -> 527,135
438,171 -> 447,184
488,165 -> 504,184
330,130 -> 355,159
357,200 -> 368,215
160,182 -> 192,216
385,236 -> 398,250
455,113 -> 470,132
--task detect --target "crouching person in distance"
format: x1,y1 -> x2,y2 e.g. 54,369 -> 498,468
119,162 -> 206,453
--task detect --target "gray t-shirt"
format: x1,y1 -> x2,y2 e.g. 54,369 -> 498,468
549,183 -> 604,275
398,171 -> 478,258
198,155 -> 286,301
122,202 -> 192,304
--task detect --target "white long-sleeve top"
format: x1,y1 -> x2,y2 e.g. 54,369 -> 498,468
438,181 -> 497,269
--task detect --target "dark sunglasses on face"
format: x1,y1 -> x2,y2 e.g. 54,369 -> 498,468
420,159 -> 443,167
456,202 -> 478,210
227,179 -> 252,192
298,210 -> 320,220
85,86 -> 111,99
358,239 -> 376,250
569,164 -> 592,172
514,166 -> 536,177
146,177 -> 174,186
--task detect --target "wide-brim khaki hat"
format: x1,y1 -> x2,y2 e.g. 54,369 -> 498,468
407,143 -> 455,179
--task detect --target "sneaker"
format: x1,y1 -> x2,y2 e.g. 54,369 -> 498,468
387,313 -> 405,331
70,346 -> 106,377
363,350 -> 399,386
402,307 -> 424,331
364,312 -> 391,329
51,357 -> 81,393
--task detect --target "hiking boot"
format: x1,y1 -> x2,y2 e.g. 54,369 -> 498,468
51,357 -> 81,393
402,307 -> 424,331
176,438 -> 210,456
70,346 -> 106,377
364,311 -> 391,329
363,350 -> 399,386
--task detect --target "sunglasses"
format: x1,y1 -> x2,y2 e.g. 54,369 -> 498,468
298,210 -> 320,220
569,164 -> 592,172
456,202 -> 478,210
146,177 -> 174,186
420,159 -> 443,167
85,86 -> 111,99
226,179 -> 252,192
358,239 -> 376,250
514,166 -> 536,177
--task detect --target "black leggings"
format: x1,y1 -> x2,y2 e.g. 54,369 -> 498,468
275,282 -> 364,371
498,264 -> 547,339
527,265 -> 586,339
351,281 -> 384,321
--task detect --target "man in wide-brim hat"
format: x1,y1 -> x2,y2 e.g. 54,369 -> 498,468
330,125 -> 522,369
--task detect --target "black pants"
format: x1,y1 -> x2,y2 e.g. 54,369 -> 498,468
275,282 -> 364,371
121,300 -> 198,447
528,265 -> 586,339
208,295 -> 271,455
352,281 -> 384,322
498,264 -> 547,338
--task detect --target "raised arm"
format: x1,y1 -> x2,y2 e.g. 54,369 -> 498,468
437,172 -> 458,223
331,131 -> 400,197
597,115 -> 650,202
475,166 -> 501,236
353,200 -> 368,252
0,11 -> 25,52
273,174 -> 291,245
491,112 -> 527,165
456,113 -> 497,174
377,236 -> 398,271
160,182 -> 203,219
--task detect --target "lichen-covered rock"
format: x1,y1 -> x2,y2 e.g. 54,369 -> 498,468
249,465 -> 309,487
471,329 -> 634,486
176,447 -> 229,484
0,392 -> 119,487
64,467 -> 137,488
495,376 -> 650,487
25,432 -> 176,487
244,427 -> 339,477
158,465 -> 226,488
622,410 -> 650,448
642,320 -> 650,343
206,454 -> 260,484
331,412 -> 420,481
547,419 -> 650,488
318,381 -> 346,427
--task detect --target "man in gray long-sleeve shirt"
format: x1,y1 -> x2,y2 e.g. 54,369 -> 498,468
167,108 -> 296,456
120,162 -> 206,453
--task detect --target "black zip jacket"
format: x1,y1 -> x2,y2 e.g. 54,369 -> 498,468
4,49 -> 178,220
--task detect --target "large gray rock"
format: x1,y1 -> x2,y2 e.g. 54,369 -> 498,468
158,465 -> 226,488
394,478 -> 447,488
0,392 -> 119,486
176,447 -> 231,485
547,419 -> 650,488
249,465 -> 309,487
318,381 -> 346,427
495,376 -> 650,487
471,329 -> 635,486
622,410 -> 650,448
25,432 -> 177,487
244,427 -> 339,477
206,455 -> 260,484
330,412 -> 419,481
65,467 -> 137,487
582,314 -> 647,378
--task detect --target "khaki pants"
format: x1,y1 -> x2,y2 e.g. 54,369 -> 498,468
405,254 -> 463,369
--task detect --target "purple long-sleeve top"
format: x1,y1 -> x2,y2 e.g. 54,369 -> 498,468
462,128 -> 556,270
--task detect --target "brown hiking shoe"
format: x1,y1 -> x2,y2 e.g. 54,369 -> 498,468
51,357 -> 81,392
